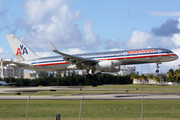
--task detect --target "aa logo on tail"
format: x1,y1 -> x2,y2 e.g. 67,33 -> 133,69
16,45 -> 28,55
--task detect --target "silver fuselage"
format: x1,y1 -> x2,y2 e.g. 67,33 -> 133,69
19,48 -> 178,71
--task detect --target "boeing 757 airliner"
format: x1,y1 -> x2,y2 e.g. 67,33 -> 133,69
5,34 -> 178,77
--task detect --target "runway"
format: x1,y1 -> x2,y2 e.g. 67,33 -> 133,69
0,86 -> 180,100
1,86 -> 180,94
0,86 -> 84,94
0,94 -> 180,100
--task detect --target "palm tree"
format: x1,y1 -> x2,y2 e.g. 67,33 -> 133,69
39,71 -> 49,78
167,69 -> 175,82
130,74 -> 140,84
174,70 -> 180,82
148,74 -> 154,83
154,76 -> 160,85
140,74 -> 147,85
130,74 -> 136,80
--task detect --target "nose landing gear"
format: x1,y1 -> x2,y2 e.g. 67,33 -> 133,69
156,69 -> 159,73
156,62 -> 161,73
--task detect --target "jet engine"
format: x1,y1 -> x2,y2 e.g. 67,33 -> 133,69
63,57 -> 71,62
94,60 -> 121,72
63,57 -> 79,64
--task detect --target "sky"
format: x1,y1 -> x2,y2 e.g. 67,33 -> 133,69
0,0 -> 180,74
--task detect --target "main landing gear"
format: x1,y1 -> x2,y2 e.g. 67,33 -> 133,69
84,68 -> 97,79
84,74 -> 98,87
84,74 -> 97,79
84,68 -> 98,87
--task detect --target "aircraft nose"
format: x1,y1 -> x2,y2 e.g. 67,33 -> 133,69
176,54 -> 179,60
173,54 -> 179,60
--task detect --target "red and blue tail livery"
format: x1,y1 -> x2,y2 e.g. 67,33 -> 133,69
16,45 -> 28,55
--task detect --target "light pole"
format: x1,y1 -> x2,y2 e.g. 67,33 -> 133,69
142,92 -> 144,120
26,94 -> 31,120
79,96 -> 84,120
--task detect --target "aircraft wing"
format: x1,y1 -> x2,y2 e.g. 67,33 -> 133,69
49,42 -> 98,65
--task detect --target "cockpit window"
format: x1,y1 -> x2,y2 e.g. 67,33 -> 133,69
167,51 -> 173,54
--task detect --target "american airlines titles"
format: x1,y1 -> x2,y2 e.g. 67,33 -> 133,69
128,49 -> 155,54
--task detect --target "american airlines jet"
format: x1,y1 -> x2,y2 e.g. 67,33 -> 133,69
5,34 -> 178,77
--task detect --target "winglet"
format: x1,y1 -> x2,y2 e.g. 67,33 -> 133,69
49,42 -> 57,52
49,42 -> 66,56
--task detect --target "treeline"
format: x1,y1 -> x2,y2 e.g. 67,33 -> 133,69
2,73 -> 132,86
167,69 -> 180,82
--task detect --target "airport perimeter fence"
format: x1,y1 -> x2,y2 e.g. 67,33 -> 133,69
1,95 -> 180,120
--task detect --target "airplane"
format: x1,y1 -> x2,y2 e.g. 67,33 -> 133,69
5,34 -> 178,78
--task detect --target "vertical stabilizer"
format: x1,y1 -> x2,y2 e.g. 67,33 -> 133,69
6,34 -> 39,61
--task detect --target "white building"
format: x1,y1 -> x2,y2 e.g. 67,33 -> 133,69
178,65 -> 180,70
115,66 -> 139,76
0,58 -> 24,79
25,71 -> 39,79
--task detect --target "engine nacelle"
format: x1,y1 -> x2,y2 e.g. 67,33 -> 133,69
94,60 -> 121,72
102,66 -> 120,72
95,60 -> 113,70
63,57 -> 71,62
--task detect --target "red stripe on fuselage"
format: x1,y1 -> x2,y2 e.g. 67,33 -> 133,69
33,54 -> 176,67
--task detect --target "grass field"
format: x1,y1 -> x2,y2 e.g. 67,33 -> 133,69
85,84 -> 180,89
0,100 -> 180,120
0,84 -> 180,120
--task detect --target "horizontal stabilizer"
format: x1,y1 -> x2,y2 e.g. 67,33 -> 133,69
4,61 -> 30,67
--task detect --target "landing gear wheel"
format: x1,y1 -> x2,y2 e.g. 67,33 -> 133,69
92,74 -> 97,78
84,74 -> 91,78
156,70 -> 159,73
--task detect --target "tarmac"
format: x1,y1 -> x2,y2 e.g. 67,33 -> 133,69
0,94 -> 180,100
0,86 -> 180,100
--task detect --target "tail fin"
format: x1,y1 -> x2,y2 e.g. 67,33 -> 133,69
6,34 -> 39,61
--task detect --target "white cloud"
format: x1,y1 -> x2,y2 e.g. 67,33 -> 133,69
0,47 -> 14,60
83,20 -> 101,50
158,36 -> 175,49
64,48 -> 85,54
105,31 -> 153,50
177,18 -> 180,29
126,31 -> 152,49
149,11 -> 180,16
0,47 -> 4,53
17,0 -> 101,53
35,52 -> 56,57
36,48 -> 85,57
171,33 -> 180,46
110,48 -> 122,51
